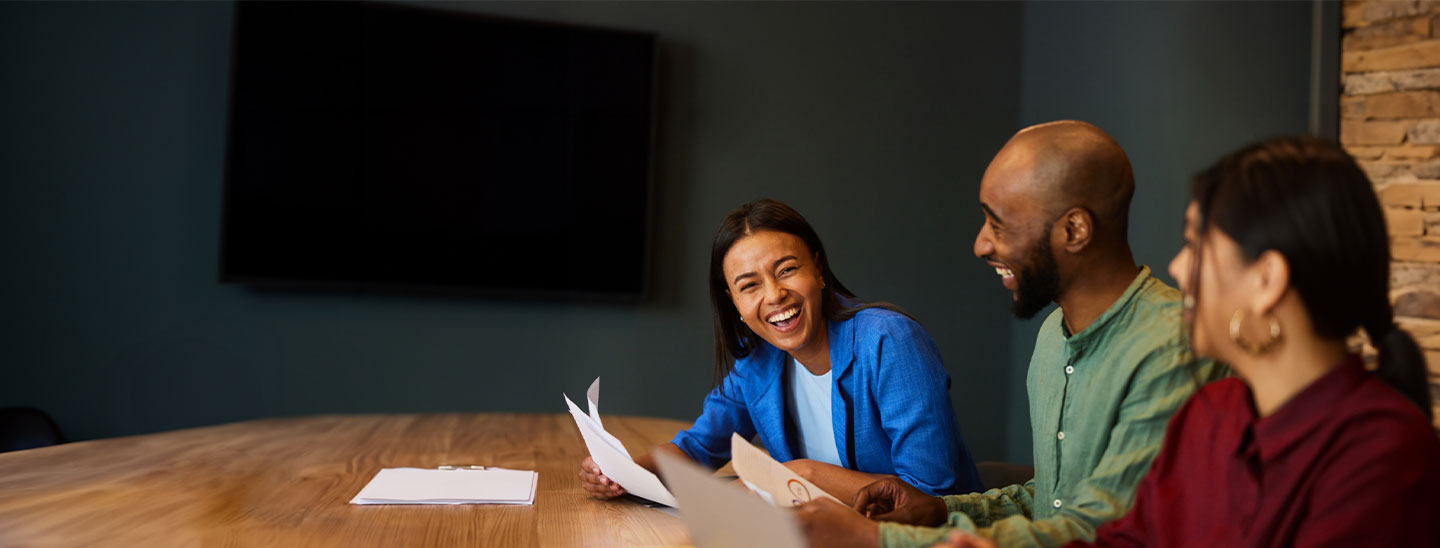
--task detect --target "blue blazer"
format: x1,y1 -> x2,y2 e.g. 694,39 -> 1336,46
671,307 -> 982,495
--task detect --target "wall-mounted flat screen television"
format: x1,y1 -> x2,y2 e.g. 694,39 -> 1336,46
220,1 -> 656,299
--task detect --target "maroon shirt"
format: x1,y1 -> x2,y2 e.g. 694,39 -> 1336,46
1071,355 -> 1440,547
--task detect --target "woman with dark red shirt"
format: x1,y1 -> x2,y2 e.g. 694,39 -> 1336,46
937,137 -> 1440,548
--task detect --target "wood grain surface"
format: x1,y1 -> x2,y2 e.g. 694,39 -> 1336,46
0,413 -> 694,547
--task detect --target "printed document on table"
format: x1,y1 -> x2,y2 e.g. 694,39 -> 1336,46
349,468 -> 538,505
729,432 -> 844,507
655,451 -> 805,548
564,377 -> 678,507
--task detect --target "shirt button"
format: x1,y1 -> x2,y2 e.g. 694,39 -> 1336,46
1053,499 -> 1063,508
1065,366 -> 1075,375
1057,431 -> 1065,440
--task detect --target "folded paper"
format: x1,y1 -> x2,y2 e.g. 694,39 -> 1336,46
729,432 -> 844,507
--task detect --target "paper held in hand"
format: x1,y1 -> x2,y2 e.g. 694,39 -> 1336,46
564,377 -> 679,507
728,432 -> 844,507
349,467 -> 538,505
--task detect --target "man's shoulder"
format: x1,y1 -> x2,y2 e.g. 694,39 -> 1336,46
1109,276 -> 1191,359
1034,306 -> 1065,339
1127,274 -> 1186,326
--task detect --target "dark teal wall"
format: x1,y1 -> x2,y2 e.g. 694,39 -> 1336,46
0,2 -> 1022,459
0,0 -> 1319,466
1003,1 -> 1315,463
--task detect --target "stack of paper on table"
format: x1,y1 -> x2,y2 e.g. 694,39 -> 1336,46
349,468 -> 538,505
564,377 -> 679,507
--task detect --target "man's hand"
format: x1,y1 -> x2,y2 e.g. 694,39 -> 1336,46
793,498 -> 880,548
578,456 -> 627,499
852,476 -> 948,526
928,531 -> 998,548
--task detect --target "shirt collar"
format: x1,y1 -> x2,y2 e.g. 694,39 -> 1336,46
1061,266 -> 1152,354
1240,354 -> 1367,462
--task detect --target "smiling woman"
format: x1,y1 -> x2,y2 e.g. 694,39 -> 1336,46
721,229 -> 830,372
577,199 -> 982,505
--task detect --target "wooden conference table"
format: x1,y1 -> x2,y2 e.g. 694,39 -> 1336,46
0,413 -> 697,547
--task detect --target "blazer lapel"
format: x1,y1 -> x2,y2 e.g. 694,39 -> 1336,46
748,344 -> 793,462
828,316 -> 856,469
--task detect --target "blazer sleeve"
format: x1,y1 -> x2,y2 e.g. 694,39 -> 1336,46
873,316 -> 980,495
670,366 -> 759,469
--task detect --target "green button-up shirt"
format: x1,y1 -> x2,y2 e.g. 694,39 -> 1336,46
882,266 -> 1223,548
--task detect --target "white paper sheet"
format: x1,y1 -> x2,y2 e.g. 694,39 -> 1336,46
729,432 -> 844,507
655,451 -> 805,548
564,379 -> 678,507
587,377 -> 604,428
349,467 -> 537,505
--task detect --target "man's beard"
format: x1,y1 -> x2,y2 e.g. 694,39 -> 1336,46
1010,235 -> 1060,320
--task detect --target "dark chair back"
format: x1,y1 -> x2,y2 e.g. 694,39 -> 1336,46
0,407 -> 66,453
976,461 -> 1036,491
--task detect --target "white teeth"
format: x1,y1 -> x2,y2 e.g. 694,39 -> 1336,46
995,267 -> 1014,278
767,307 -> 799,324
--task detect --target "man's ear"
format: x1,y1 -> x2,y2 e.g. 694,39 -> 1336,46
1061,207 -> 1093,253
1251,250 -> 1290,317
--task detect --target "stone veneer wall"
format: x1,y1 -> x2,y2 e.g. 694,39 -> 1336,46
1340,0 -> 1440,424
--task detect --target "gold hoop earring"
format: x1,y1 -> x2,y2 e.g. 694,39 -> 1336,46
1229,308 -> 1282,355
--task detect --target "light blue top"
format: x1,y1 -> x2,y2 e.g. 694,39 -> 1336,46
671,305 -> 982,495
786,357 -> 842,467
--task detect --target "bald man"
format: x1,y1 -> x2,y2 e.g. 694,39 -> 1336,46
795,121 -> 1221,548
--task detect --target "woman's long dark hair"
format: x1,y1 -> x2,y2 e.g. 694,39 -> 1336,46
1191,136 -> 1432,420
708,199 -> 912,387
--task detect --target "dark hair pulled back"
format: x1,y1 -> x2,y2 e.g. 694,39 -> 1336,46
1191,136 -> 1431,420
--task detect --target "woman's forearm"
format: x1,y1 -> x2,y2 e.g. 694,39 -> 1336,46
634,442 -> 688,475
787,459 -> 889,503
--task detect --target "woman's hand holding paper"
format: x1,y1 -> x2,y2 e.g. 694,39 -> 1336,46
578,456 -> 627,499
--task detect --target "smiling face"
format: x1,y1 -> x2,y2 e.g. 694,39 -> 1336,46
973,147 -> 1062,319
722,230 -> 829,366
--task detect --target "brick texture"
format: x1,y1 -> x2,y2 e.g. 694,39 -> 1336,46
1380,181 -> 1440,207
1343,1 -> 1440,426
1389,206 -> 1428,235
1345,67 -> 1440,94
1365,90 -> 1440,117
1344,40 -> 1440,72
1343,119 -> 1412,144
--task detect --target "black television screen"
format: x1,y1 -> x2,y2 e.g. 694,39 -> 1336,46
220,1 -> 656,299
